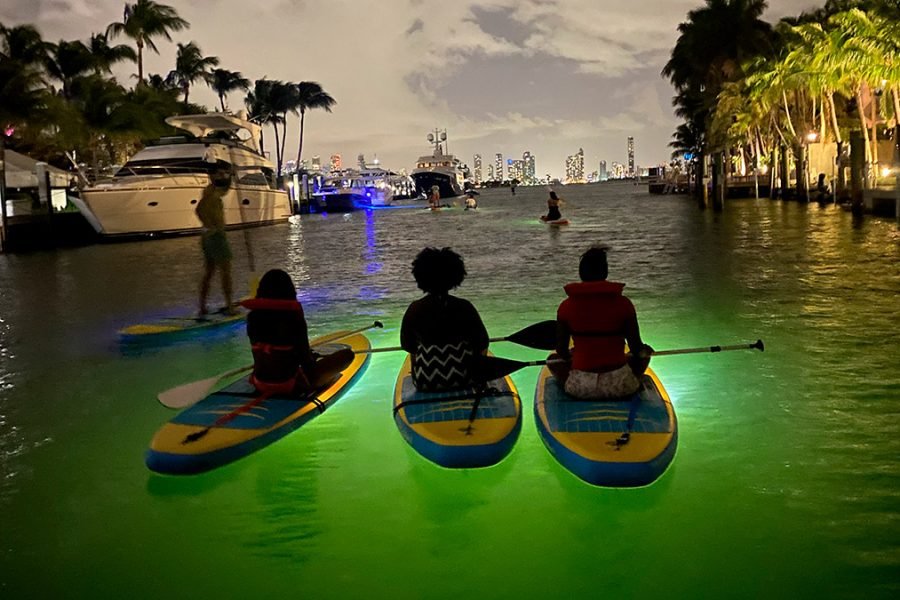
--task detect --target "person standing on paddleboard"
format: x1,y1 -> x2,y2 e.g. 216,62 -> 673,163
542,190 -> 563,222
549,245 -> 654,399
242,269 -> 354,396
196,165 -> 234,316
428,185 -> 441,210
400,248 -> 489,391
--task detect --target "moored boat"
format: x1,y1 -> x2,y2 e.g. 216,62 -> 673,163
80,112 -> 291,237
410,129 -> 467,200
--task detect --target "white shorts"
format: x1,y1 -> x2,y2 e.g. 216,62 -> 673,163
564,364 -> 641,399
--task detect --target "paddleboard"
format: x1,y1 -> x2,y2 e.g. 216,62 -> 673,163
534,365 -> 677,487
146,331 -> 371,475
539,217 -> 569,225
120,307 -> 245,341
393,355 -> 521,468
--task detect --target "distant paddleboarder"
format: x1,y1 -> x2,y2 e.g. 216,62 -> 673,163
541,190 -> 563,222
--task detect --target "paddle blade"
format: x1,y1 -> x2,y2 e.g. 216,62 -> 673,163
502,320 -> 557,350
158,376 -> 221,409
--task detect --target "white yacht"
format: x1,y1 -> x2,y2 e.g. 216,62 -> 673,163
78,112 -> 291,237
311,166 -> 405,211
410,129 -> 467,199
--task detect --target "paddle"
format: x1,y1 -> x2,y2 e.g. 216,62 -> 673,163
358,320 -> 558,355
157,321 -> 383,409
473,339 -> 766,381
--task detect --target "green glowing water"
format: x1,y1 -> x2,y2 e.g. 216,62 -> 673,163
1,183 -> 898,598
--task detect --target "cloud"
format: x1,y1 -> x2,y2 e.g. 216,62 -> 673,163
2,0 -> 822,176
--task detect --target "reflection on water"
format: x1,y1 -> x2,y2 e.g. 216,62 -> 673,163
1,184 -> 898,596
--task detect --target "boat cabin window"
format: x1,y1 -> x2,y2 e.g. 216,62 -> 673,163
235,166 -> 270,187
115,157 -> 223,178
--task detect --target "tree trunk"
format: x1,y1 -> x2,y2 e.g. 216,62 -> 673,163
827,92 -> 842,144
219,94 -> 226,112
272,121 -> 282,177
279,112 -> 289,175
695,151 -> 707,209
780,144 -> 790,198
296,110 -> 306,167
870,92 -> 879,177
857,88 -> 872,171
795,143 -> 808,201
137,39 -> 144,83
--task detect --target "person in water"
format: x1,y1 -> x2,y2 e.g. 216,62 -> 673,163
543,190 -> 563,222
428,185 -> 441,210
465,190 -> 478,210
242,269 -> 354,396
401,247 -> 489,391
549,246 -> 653,399
196,165 -> 234,316
813,173 -> 832,204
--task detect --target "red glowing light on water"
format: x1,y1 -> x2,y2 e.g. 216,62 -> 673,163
3,126 -> 13,137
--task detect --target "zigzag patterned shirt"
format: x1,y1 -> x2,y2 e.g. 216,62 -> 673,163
401,293 -> 489,391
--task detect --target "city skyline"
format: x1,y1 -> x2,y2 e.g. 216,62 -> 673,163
2,0 -> 817,178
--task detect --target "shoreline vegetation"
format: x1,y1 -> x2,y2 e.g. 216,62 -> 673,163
0,0 -> 334,184
1,0 -> 897,206
663,0 -> 900,209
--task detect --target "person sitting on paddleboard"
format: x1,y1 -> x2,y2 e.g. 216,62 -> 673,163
400,247 -> 489,392
242,269 -> 354,396
549,246 -> 653,399
542,190 -> 562,222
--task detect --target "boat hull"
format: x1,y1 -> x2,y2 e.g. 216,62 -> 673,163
411,171 -> 464,199
81,177 -> 291,237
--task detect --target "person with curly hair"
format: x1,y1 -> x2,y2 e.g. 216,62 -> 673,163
400,247 -> 489,391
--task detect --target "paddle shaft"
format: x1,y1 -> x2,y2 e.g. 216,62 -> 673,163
477,339 -> 764,380
358,320 -> 557,355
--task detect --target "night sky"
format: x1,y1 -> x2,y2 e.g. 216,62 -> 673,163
2,0 -> 819,177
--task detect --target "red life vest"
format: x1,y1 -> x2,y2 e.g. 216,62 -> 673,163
557,280 -> 636,372
240,297 -> 311,392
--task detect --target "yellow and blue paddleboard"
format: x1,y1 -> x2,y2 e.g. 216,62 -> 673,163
146,331 -> 370,475
120,308 -> 246,342
534,365 -> 677,487
393,355 -> 521,468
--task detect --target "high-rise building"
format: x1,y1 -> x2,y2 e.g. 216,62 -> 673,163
330,153 -> 342,172
473,154 -> 483,184
599,160 -> 608,182
487,164 -> 495,181
311,155 -> 321,171
627,137 -> 635,178
495,153 -> 503,182
357,153 -> 366,169
523,151 -> 536,185
507,159 -> 524,183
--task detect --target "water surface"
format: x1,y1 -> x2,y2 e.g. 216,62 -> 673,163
1,183 -> 898,598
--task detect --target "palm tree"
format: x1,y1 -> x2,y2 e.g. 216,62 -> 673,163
106,0 -> 189,83
267,81 -> 298,177
294,81 -> 336,166
45,40 -> 95,99
1,24 -> 50,130
88,32 -> 137,74
209,68 -> 249,112
0,23 -> 50,65
245,79 -> 277,158
165,42 -> 218,105
663,0 -> 773,207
